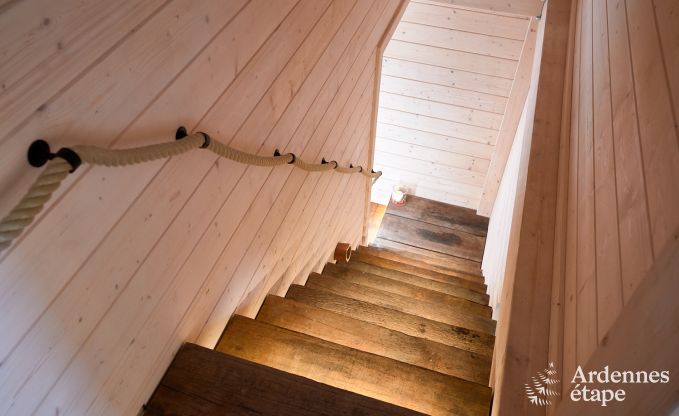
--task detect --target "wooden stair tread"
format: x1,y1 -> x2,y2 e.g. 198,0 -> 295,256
286,285 -> 494,356
384,194 -> 489,237
376,213 -> 485,262
370,238 -> 483,276
358,244 -> 484,278
305,274 -> 494,333
323,264 -> 491,317
325,262 -> 489,305
257,295 -> 491,384
217,316 -> 492,416
145,343 -> 422,416
341,257 -> 487,294
353,249 -> 485,286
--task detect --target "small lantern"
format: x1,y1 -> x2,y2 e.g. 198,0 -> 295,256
391,185 -> 407,206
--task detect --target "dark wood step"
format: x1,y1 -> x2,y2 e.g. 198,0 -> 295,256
377,213 -> 485,262
217,316 -> 492,416
286,285 -> 494,356
257,295 -> 491,384
370,238 -> 484,276
384,194 -> 489,237
342,257 -> 487,293
352,249 -> 485,286
359,243 -> 483,278
326,262 -> 489,305
145,343 -> 421,416
304,274 -> 496,335
323,264 -> 491,316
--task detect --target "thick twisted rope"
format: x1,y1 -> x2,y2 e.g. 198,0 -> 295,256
0,130 -> 381,253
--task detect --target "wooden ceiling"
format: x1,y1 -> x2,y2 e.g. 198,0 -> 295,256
372,0 -> 540,210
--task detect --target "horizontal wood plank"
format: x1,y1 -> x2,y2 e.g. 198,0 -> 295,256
305,273 -> 495,334
217,316 -> 492,416
324,262 -> 488,304
323,264 -> 491,316
147,343 -> 422,416
377,213 -> 486,261
286,284 -> 495,356
387,194 -> 489,236
257,296 -> 491,384
382,58 -> 513,96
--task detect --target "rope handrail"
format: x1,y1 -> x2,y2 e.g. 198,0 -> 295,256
0,127 -> 381,253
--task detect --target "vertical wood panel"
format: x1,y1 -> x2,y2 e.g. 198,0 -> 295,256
626,0 -> 679,253
606,0 -> 654,303
549,0 -> 678,412
0,1 -> 401,414
562,0 -> 582,396
652,0 -> 679,134
592,0 -> 622,340
575,0 -> 597,365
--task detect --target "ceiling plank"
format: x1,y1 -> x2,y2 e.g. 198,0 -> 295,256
403,1 -> 529,40
425,0 -> 544,17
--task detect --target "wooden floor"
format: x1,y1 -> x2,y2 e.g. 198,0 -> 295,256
373,194 -> 488,270
146,195 -> 494,415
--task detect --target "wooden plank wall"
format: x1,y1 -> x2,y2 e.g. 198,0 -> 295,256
548,0 -> 679,413
371,0 -> 532,209
488,0 -> 679,414
480,16 -> 543,319
487,0 -> 572,414
0,1 -> 403,415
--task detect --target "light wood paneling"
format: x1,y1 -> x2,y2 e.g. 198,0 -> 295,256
373,1 -> 531,209
424,0 -> 544,17
403,1 -> 530,40
487,0 -> 679,413
477,18 -> 537,216
553,0 -> 679,409
0,1 -> 404,415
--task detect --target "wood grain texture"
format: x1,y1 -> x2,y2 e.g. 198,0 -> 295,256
387,194 -> 489,236
366,239 -> 483,276
554,226 -> 679,416
286,284 -> 495,356
425,0 -> 544,16
257,295 -> 491,384
546,0 -> 679,413
146,343 -> 423,416
377,213 -> 486,262
490,0 -> 573,414
217,316 -> 492,416
305,273 -> 496,334
0,1 -> 404,414
322,264 -> 491,316
477,18 -> 538,216
324,262 -> 489,304
345,254 -> 486,291
374,0 -> 530,208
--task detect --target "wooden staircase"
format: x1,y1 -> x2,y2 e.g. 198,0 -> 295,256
146,242 -> 495,415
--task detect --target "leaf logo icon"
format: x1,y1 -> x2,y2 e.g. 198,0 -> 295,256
525,362 -> 561,406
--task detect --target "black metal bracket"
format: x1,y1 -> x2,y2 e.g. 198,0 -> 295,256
273,149 -> 295,163
177,126 -> 210,148
27,139 -> 81,173
175,126 -> 188,140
